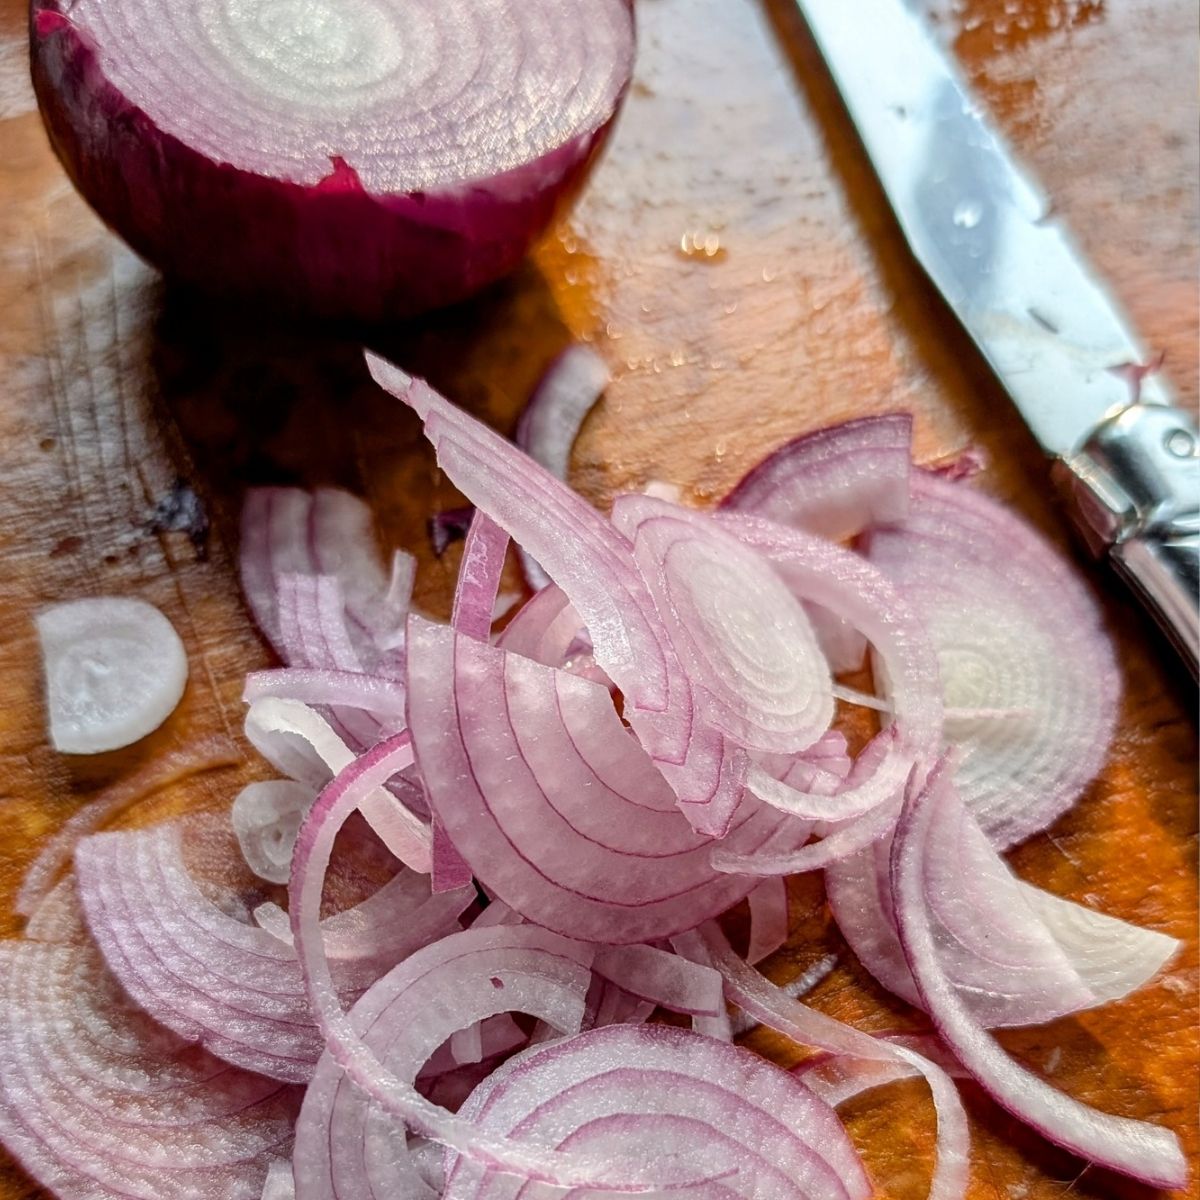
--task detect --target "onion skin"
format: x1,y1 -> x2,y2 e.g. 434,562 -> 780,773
29,2 -> 634,321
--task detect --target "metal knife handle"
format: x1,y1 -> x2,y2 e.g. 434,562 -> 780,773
1053,402 -> 1200,677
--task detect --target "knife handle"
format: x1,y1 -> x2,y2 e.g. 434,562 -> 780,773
1053,402 -> 1200,678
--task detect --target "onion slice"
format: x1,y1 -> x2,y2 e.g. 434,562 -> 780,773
293,925 -> 594,1200
720,414 -> 911,538
31,0 -> 635,320
406,615 -> 805,943
866,473 -> 1119,849
826,786 -> 1178,1026
232,779 -> 317,885
516,345 -> 611,590
444,1023 -> 871,1200
891,759 -> 1187,1188
698,923 -> 969,1200
0,890 -> 300,1200
74,816 -> 469,1082
36,596 -> 188,754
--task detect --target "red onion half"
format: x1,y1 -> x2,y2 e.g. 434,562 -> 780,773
30,0 -> 635,320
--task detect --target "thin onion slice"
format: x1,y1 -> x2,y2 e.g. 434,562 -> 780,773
31,0 -> 634,319
288,732 -> 676,1189
0,890 -> 300,1200
746,877 -> 790,965
866,473 -> 1119,849
406,615 -> 807,943
697,923 -> 969,1200
515,345 -> 611,590
720,414 -> 912,540
708,516 -> 943,875
293,925 -> 594,1200
245,696 -> 432,872
891,759 -> 1187,1188
826,785 -> 1178,1027
240,487 -> 410,669
443,1023 -> 871,1200
74,817 -> 469,1082
367,355 -> 747,836
36,596 -> 188,754
611,494 -> 835,757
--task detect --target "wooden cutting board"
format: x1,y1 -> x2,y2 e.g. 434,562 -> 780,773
0,0 -> 1195,1195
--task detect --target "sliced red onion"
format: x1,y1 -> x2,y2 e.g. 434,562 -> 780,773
36,596 -> 188,754
74,818 -> 467,1083
747,877 -> 790,965
443,1023 -> 871,1200
232,779 -> 317,884
16,737 -> 240,918
289,733 -> 674,1188
698,923 -> 969,1200
260,1159 -> 296,1200
891,759 -> 1187,1188
720,414 -> 912,540
31,0 -> 634,320
807,604 -> 869,675
866,473 -> 1120,849
405,616 -> 807,943
591,944 -> 724,1017
797,1035 -> 968,1109
245,695 -> 432,872
708,516 -> 943,875
244,667 -> 407,724
826,776 -> 1177,1027
0,891 -> 300,1200
366,357 -> 746,836
453,511 -> 512,643
293,925 -> 594,1200
240,487 -> 409,669
515,345 -> 611,590
1016,882 -> 1180,1004
611,495 -> 835,758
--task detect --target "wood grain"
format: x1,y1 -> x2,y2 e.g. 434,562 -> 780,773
0,0 -> 1195,1196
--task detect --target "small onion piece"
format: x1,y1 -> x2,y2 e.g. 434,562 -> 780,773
866,473 -> 1120,849
443,1023 -> 871,1200
746,877 -> 790,965
31,0 -> 635,319
891,759 -> 1188,1188
232,779 -> 317,884
720,414 -> 912,539
0,891 -> 300,1200
36,596 -> 188,754
405,615 -> 809,943
239,487 -> 410,669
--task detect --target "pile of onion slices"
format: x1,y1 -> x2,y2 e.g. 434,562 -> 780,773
0,353 -> 1186,1200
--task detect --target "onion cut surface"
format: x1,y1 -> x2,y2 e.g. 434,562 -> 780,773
36,596 -> 188,754
0,890 -> 300,1200
31,0 -> 635,319
74,817 -> 469,1082
444,1023 -> 871,1200
866,474 -> 1120,849
405,616 -> 806,944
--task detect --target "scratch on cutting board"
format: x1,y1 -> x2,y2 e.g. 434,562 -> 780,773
0,38 -> 35,121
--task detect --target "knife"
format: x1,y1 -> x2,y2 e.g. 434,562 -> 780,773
792,0 -> 1200,676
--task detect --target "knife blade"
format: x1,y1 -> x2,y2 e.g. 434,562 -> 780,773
792,0 -> 1200,675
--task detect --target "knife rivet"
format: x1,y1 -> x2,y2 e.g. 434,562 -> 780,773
1165,429 -> 1196,459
